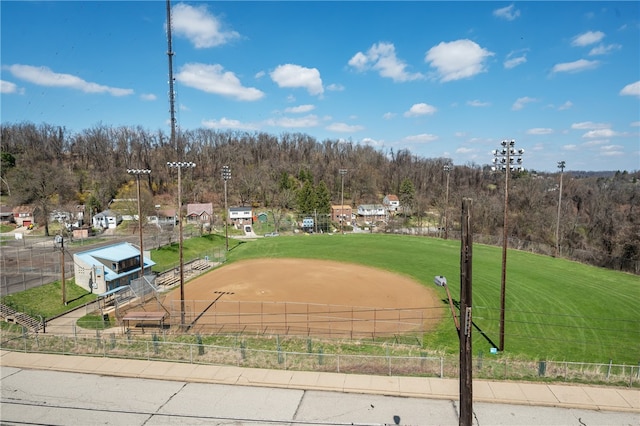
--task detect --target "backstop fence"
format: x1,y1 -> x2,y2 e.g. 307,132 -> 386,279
167,299 -> 433,343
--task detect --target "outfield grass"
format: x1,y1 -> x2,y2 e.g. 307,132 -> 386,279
224,233 -> 639,364
151,233 -> 238,272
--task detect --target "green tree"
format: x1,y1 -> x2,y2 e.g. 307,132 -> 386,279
398,178 -> 415,216
314,181 -> 331,214
297,180 -> 316,214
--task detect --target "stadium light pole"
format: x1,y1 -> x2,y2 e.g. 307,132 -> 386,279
555,161 -> 565,258
443,164 -> 451,240
127,169 -> 151,278
222,165 -> 231,251
167,161 -> 196,327
339,168 -> 347,235
491,139 -> 524,352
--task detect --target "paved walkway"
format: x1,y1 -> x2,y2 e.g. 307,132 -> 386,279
1,350 -> 638,414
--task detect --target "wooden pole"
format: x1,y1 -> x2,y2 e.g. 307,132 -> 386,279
459,198 -> 473,426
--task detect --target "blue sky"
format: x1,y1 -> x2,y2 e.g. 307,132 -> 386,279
2,1 -> 639,172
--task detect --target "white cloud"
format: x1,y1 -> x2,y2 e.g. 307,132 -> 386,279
326,83 -> 345,91
557,101 -> 573,110
265,114 -> 320,128
360,137 -> 384,148
620,81 -> 640,98
201,117 -> 257,130
527,128 -> 554,135
326,122 -> 364,132
176,63 -> 263,101
456,147 -> 475,154
630,121 -> 640,127
589,43 -> 621,56
172,3 -> 240,48
140,93 -> 156,101
563,144 -> 578,151
512,96 -> 537,111
571,31 -> 605,47
425,39 -> 494,82
348,42 -> 423,82
493,4 -> 520,21
285,104 -> 315,114
467,99 -> 490,107
600,145 -> 624,156
571,121 -> 610,130
404,133 -> 438,143
270,64 -> 324,96
582,129 -> 618,138
404,103 -> 437,117
504,55 -> 527,69
552,59 -> 600,74
6,64 -> 133,96
0,80 -> 20,94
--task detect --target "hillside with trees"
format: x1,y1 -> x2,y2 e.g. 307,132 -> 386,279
1,122 -> 638,273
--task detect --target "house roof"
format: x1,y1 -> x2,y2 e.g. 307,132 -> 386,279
74,242 -> 155,282
385,194 -> 399,202
230,206 -> 252,212
94,209 -> 120,218
187,203 -> 213,216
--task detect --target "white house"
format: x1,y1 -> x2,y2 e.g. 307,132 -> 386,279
357,204 -> 387,221
229,206 -> 253,227
92,209 -> 122,229
383,194 -> 400,212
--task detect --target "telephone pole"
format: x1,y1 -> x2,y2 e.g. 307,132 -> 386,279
459,198 -> 473,426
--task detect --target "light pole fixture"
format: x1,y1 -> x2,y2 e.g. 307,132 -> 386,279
167,161 -> 196,327
127,169 -> 151,278
555,161 -> 566,258
491,139 -> 524,352
222,165 -> 231,251
339,168 -> 347,235
443,164 -> 451,240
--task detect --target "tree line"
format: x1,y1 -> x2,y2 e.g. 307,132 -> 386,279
1,122 -> 638,273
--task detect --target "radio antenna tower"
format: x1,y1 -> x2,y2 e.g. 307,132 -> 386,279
166,0 -> 177,150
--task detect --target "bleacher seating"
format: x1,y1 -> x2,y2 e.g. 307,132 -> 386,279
0,303 -> 43,333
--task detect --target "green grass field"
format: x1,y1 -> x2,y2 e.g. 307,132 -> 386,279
224,233 -> 639,364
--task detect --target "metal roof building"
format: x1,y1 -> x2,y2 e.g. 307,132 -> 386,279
73,242 -> 155,294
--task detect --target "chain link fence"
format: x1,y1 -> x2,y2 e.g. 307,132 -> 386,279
1,326 -> 638,387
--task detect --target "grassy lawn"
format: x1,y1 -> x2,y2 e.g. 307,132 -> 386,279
1,279 -> 97,319
224,233 -> 640,364
150,233 -> 237,272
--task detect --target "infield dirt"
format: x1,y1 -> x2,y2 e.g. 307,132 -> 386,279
160,258 -> 443,336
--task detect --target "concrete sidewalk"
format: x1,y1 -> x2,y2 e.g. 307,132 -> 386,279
1,350 -> 638,414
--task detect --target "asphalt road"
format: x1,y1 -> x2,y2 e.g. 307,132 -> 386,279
1,366 -> 636,426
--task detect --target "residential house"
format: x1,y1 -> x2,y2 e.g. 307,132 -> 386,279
383,194 -> 400,212
186,203 -> 213,224
331,205 -> 352,225
73,242 -> 155,294
92,209 -> 122,229
229,206 -> 253,227
0,206 -> 15,224
357,204 -> 387,222
12,206 -> 34,227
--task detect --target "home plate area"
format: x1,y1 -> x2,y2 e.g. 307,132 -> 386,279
159,259 -> 443,339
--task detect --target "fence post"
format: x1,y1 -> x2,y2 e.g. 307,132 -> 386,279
440,357 -> 444,378
606,359 -> 612,380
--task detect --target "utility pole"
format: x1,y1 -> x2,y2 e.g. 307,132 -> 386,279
459,198 -> 473,426
444,164 -> 451,240
555,161 -> 565,257
57,235 -> 66,305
